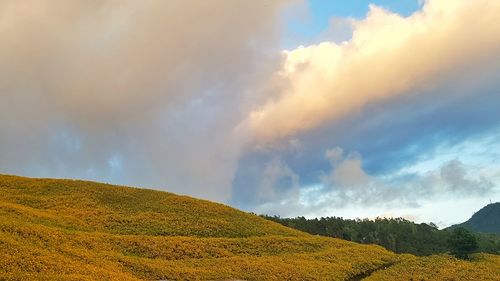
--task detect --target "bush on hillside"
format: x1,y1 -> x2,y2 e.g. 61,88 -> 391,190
448,227 -> 478,260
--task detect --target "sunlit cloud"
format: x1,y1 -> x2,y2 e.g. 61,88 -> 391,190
244,0 -> 500,142
0,0 -> 499,225
0,0 -> 289,201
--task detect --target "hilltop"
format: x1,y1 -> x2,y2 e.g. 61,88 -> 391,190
0,174 -> 499,280
450,203 -> 500,234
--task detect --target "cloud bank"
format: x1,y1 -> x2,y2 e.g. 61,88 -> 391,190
231,0 -> 500,224
1,0 -> 499,224
0,0 -> 289,200
244,0 -> 500,142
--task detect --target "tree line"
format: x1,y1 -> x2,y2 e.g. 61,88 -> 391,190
261,215 -> 500,258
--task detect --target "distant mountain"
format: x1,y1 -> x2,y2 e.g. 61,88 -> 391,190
450,202 -> 500,234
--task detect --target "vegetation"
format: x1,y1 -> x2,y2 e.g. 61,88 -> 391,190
448,227 -> 479,259
0,174 -> 499,280
262,215 -> 500,256
365,254 -> 500,281
0,174 -> 397,280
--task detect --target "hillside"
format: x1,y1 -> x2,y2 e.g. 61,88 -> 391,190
364,253 -> 500,281
0,174 -> 499,280
450,203 -> 500,234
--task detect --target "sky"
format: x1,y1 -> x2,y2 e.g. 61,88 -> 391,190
1,0 -> 500,227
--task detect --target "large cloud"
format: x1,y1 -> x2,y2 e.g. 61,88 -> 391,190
231,0 -> 500,224
1,0 -> 500,225
243,0 -> 500,142
0,0 -> 291,201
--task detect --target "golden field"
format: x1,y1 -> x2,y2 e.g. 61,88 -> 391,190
0,174 -> 498,280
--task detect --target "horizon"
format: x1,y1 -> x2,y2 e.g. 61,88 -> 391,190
2,172 -> 497,229
1,0 -> 500,228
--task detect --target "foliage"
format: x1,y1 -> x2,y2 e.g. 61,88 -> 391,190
448,227 -> 479,259
365,253 -> 500,281
0,175 -> 303,238
0,174 -> 397,280
261,215 -> 500,256
261,215 -> 447,255
0,174 -> 498,280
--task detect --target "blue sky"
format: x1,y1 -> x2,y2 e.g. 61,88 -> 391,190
284,0 -> 421,48
1,0 -> 499,227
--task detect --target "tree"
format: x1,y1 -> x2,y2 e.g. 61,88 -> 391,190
448,227 -> 478,259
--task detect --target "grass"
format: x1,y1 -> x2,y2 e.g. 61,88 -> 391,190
0,174 -> 499,280
365,253 -> 500,280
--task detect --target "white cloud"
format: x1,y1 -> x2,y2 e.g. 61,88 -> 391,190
243,0 -> 500,143
254,146 -> 498,223
323,147 -> 371,188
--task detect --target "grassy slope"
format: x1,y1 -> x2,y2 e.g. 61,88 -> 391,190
0,174 -> 498,280
365,253 -> 500,280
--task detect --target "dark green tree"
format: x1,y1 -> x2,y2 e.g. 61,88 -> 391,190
448,227 -> 478,259
260,214 -> 500,256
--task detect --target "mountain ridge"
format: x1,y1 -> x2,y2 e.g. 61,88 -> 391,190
449,202 -> 500,234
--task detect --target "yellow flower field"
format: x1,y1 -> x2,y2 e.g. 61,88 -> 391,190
0,174 -> 498,280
